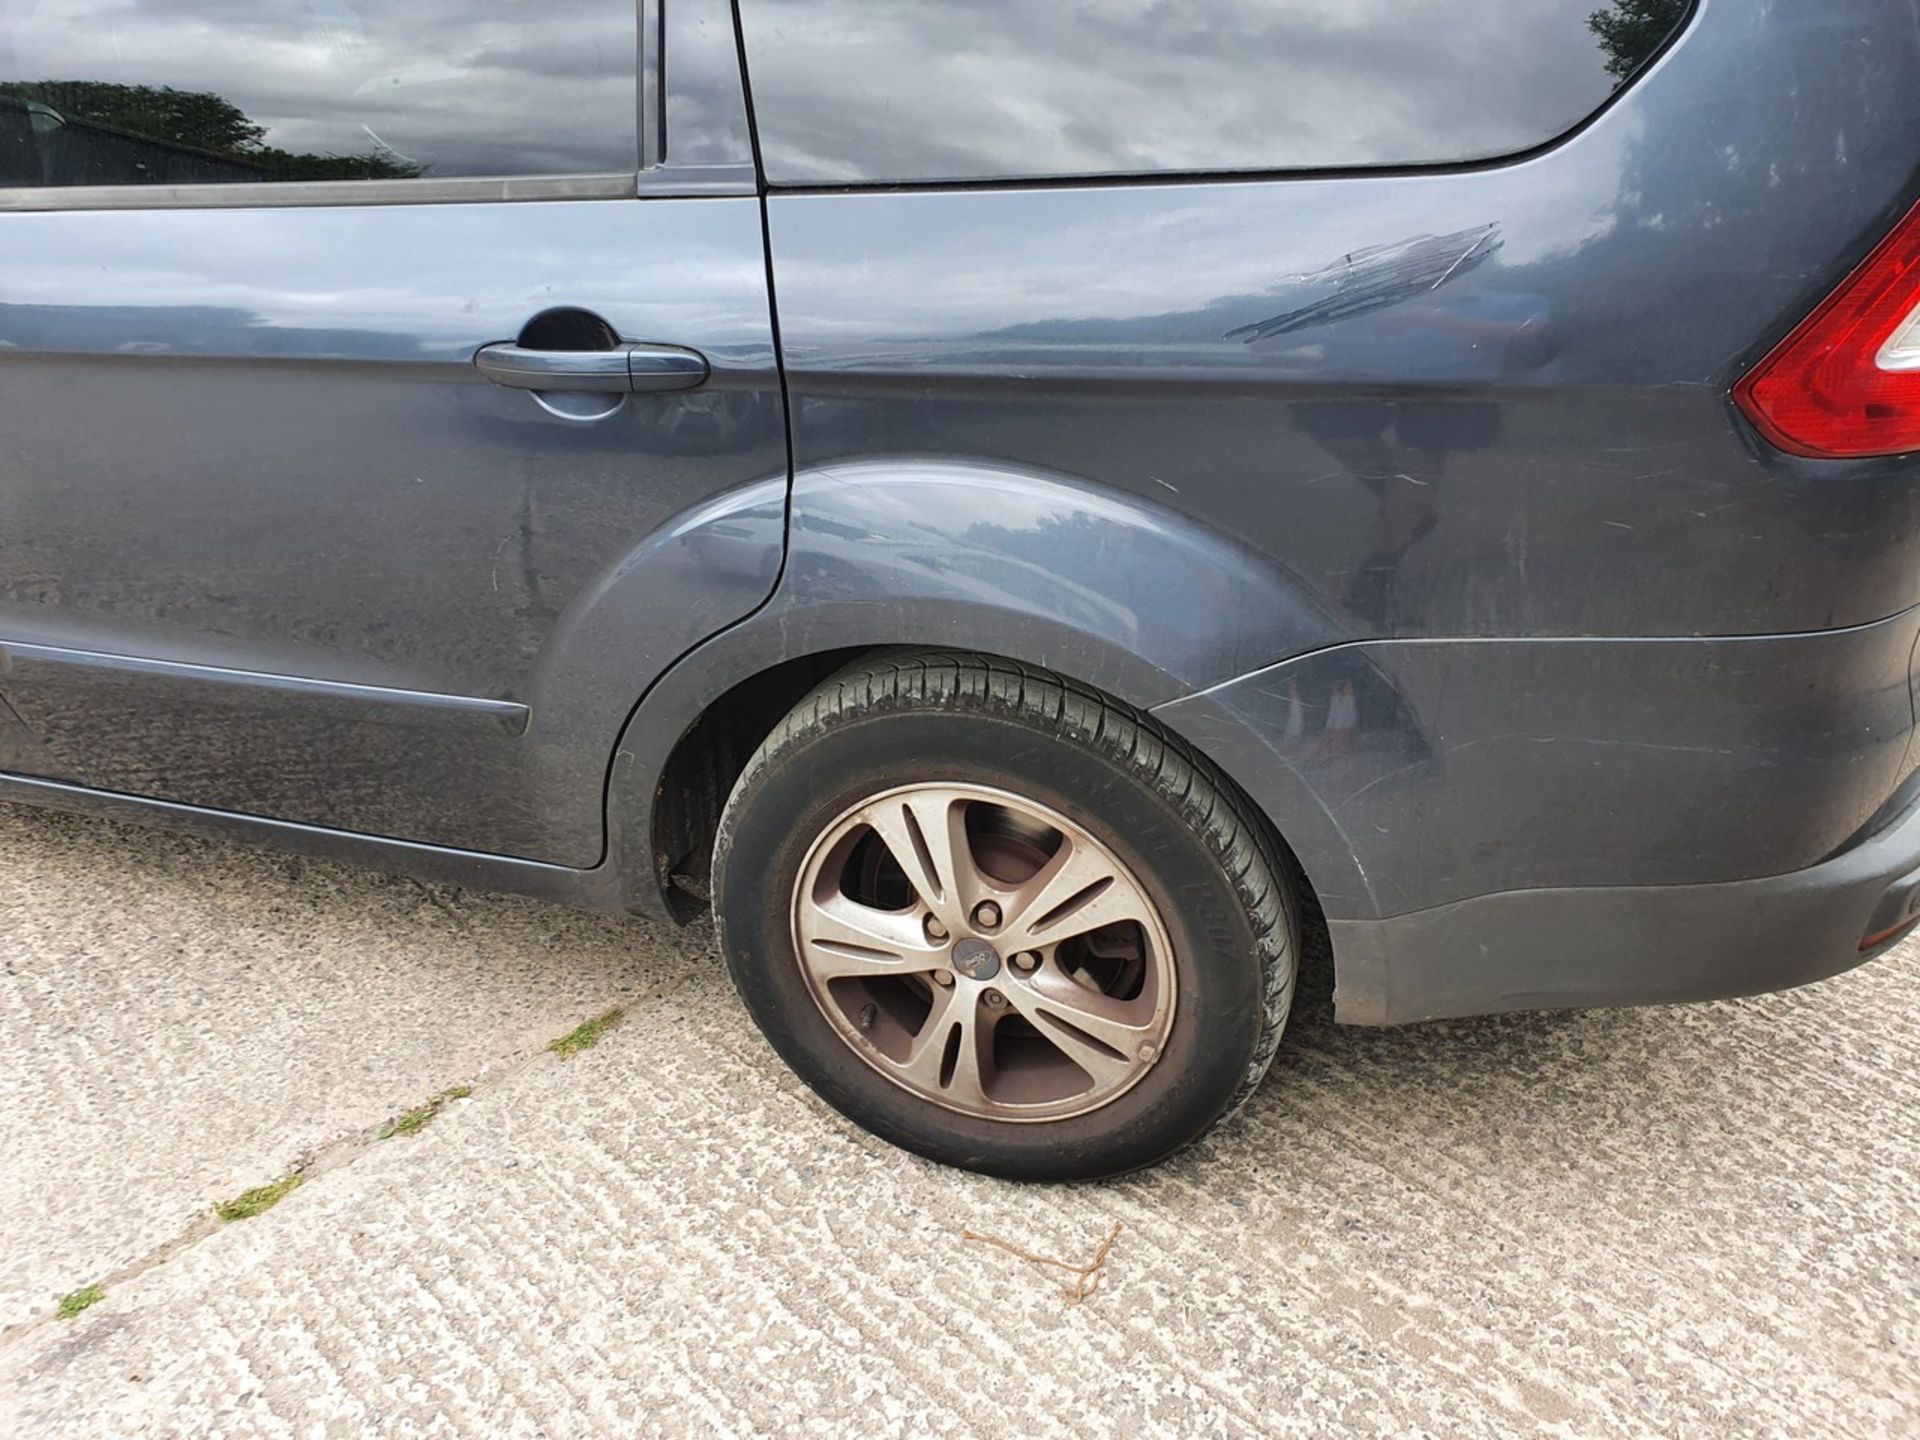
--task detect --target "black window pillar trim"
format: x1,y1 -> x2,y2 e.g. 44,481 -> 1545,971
636,0 -> 760,197
640,0 -> 667,172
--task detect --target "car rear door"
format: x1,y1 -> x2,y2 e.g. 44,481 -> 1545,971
0,0 -> 782,867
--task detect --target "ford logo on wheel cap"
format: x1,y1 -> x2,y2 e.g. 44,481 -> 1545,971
950,937 -> 1001,981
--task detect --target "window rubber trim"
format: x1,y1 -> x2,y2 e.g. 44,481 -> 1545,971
0,172 -> 644,212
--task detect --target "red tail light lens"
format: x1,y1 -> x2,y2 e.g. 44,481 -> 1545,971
1734,200 -> 1920,459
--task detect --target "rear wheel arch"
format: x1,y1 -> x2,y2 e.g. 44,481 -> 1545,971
610,610 -> 1221,924
629,641 -> 1331,954
616,455 -> 1356,920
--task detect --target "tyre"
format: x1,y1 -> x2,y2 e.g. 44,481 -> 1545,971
712,651 -> 1297,1180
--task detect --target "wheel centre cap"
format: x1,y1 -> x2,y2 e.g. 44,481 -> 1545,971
950,936 -> 1001,981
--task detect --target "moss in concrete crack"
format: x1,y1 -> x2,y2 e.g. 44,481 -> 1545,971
215,1173 -> 303,1222
549,1006 -> 625,1059
380,1085 -> 473,1139
56,1285 -> 104,1319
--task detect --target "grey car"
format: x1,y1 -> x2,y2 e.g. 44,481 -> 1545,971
2,0 -> 1917,1178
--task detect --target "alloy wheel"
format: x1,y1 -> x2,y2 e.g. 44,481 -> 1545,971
790,783 -> 1177,1122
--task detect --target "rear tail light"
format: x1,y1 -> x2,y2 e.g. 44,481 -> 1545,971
1734,199 -> 1920,459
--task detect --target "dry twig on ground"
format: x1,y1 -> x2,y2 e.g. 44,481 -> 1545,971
962,1222 -> 1124,1305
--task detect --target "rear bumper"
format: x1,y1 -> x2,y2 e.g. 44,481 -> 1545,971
1326,794 -> 1920,1024
1153,610 -> 1920,1023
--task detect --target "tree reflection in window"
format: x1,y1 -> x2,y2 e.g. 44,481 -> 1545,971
1589,0 -> 1690,84
0,81 -> 421,185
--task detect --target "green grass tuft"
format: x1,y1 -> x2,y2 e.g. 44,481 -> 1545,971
57,1285 -> 104,1320
549,1007 -> 625,1060
379,1085 -> 473,1139
215,1173 -> 303,1222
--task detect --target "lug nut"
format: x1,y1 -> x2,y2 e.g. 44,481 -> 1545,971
1011,951 -> 1041,973
972,901 -> 1002,929
925,916 -> 948,941
983,988 -> 1007,1009
1137,1043 -> 1158,1062
932,969 -> 955,987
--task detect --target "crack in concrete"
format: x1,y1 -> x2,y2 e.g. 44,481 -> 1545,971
0,967 -> 706,1347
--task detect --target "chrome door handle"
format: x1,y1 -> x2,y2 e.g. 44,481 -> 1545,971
625,344 -> 712,391
473,341 -> 710,394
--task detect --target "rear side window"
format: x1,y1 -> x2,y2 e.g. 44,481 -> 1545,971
738,0 -> 1694,186
0,1 -> 636,190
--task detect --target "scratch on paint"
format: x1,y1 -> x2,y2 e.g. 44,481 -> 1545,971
1226,223 -> 1503,343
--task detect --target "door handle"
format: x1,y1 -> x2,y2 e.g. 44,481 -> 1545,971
473,341 -> 710,394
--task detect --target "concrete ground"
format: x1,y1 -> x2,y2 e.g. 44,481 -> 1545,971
0,802 -> 1915,1438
